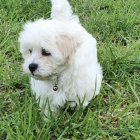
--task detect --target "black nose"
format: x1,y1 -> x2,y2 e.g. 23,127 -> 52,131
29,63 -> 38,73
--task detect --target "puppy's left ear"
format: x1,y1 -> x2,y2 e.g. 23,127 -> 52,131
56,34 -> 79,59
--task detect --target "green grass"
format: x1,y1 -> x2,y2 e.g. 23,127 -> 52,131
0,0 -> 140,139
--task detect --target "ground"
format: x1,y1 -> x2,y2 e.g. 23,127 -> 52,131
0,0 -> 140,139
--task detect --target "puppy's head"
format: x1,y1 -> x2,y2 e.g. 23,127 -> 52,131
19,19 -> 78,80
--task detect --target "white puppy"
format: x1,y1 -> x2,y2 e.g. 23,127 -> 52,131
19,0 -> 103,114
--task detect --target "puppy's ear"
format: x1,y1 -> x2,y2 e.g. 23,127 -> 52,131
56,35 -> 79,59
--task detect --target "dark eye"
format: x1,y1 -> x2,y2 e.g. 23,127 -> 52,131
42,49 -> 51,56
29,49 -> 32,54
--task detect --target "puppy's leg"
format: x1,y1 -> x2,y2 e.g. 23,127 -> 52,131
69,101 -> 76,108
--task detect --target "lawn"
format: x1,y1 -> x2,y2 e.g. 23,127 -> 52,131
0,0 -> 140,139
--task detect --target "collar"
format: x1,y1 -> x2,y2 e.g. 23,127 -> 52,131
53,74 -> 59,91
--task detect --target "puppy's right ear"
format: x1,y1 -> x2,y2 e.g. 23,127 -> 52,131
56,34 -> 79,59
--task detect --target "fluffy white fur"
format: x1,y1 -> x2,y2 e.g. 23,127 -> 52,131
19,0 -> 103,114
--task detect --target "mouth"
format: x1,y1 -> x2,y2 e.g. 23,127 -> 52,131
29,71 -> 58,81
30,72 -> 43,80
30,73 -> 51,81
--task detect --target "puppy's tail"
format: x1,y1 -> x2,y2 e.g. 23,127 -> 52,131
50,0 -> 79,22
